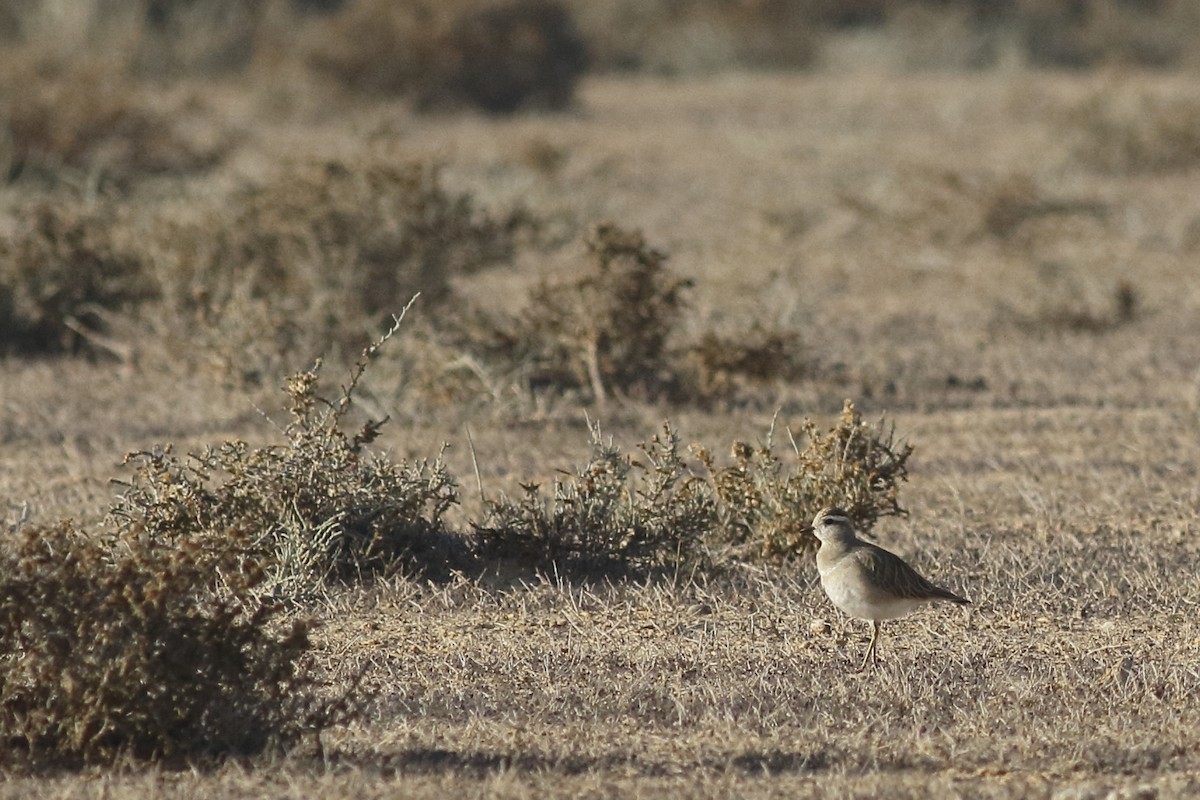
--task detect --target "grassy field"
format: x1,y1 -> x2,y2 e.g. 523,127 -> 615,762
5,6 -> 1200,795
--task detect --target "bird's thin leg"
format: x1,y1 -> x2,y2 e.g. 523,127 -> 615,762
859,620 -> 880,671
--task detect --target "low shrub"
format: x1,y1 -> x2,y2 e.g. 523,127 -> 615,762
1068,87 -> 1200,174
506,222 -> 692,402
474,422 -> 715,579
142,157 -> 526,383
0,201 -> 156,355
697,400 -> 913,561
476,402 -> 914,575
380,223 -> 815,412
688,325 -> 809,403
109,317 -> 464,598
302,0 -> 586,112
0,54 -> 226,181
0,521 -> 340,766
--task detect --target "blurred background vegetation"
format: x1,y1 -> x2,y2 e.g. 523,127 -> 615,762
3,1 -> 1200,104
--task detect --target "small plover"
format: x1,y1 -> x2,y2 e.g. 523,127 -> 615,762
812,506 -> 969,670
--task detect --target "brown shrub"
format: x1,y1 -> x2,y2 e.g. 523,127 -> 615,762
213,160 -> 520,312
109,322 -> 465,595
151,158 -> 529,383
0,521 -> 339,766
475,402 -> 914,575
508,222 -> 692,402
0,55 -> 226,181
688,325 -> 809,403
374,223 -> 815,413
697,400 -> 913,561
474,422 -> 715,579
302,0 -> 586,112
0,201 -> 157,355
1068,86 -> 1200,174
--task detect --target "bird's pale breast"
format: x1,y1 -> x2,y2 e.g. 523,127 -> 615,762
818,556 -> 926,621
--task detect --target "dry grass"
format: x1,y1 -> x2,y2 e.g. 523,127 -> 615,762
6,6 -> 1200,794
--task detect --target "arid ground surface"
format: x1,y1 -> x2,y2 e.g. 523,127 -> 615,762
5,43 -> 1200,800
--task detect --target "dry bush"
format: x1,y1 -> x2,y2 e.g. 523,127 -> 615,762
697,400 -> 913,561
109,321 -> 464,597
474,422 -> 715,579
300,0 -> 586,112
0,201 -> 156,355
1020,0 -> 1199,68
208,159 -> 520,311
687,325 -> 809,404
475,403 -> 914,576
0,54 -> 226,181
566,0 -> 819,74
1011,277 -> 1140,334
506,222 -> 692,403
151,158 -> 528,382
374,224 -> 813,412
1068,86 -> 1200,174
135,0 -> 266,75
0,520 -> 339,766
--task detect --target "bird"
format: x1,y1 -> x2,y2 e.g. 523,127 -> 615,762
811,506 -> 969,671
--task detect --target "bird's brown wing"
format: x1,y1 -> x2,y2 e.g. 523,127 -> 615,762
855,544 -> 969,604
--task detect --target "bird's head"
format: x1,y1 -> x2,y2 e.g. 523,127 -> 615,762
811,506 -> 855,544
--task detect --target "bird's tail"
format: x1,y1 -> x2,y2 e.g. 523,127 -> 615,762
932,585 -> 970,605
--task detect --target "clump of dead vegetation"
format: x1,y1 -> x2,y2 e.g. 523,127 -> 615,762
474,422 -> 715,579
394,222 -> 807,412
688,325 -> 809,403
299,0 -> 587,112
1069,86 -> 1200,174
698,400 -> 913,561
109,317 -> 463,598
1013,277 -> 1141,335
0,200 -> 156,355
475,401 -> 912,575
162,157 -> 529,382
511,223 -> 692,402
0,520 -> 348,767
199,158 -> 524,311
0,53 -> 227,182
